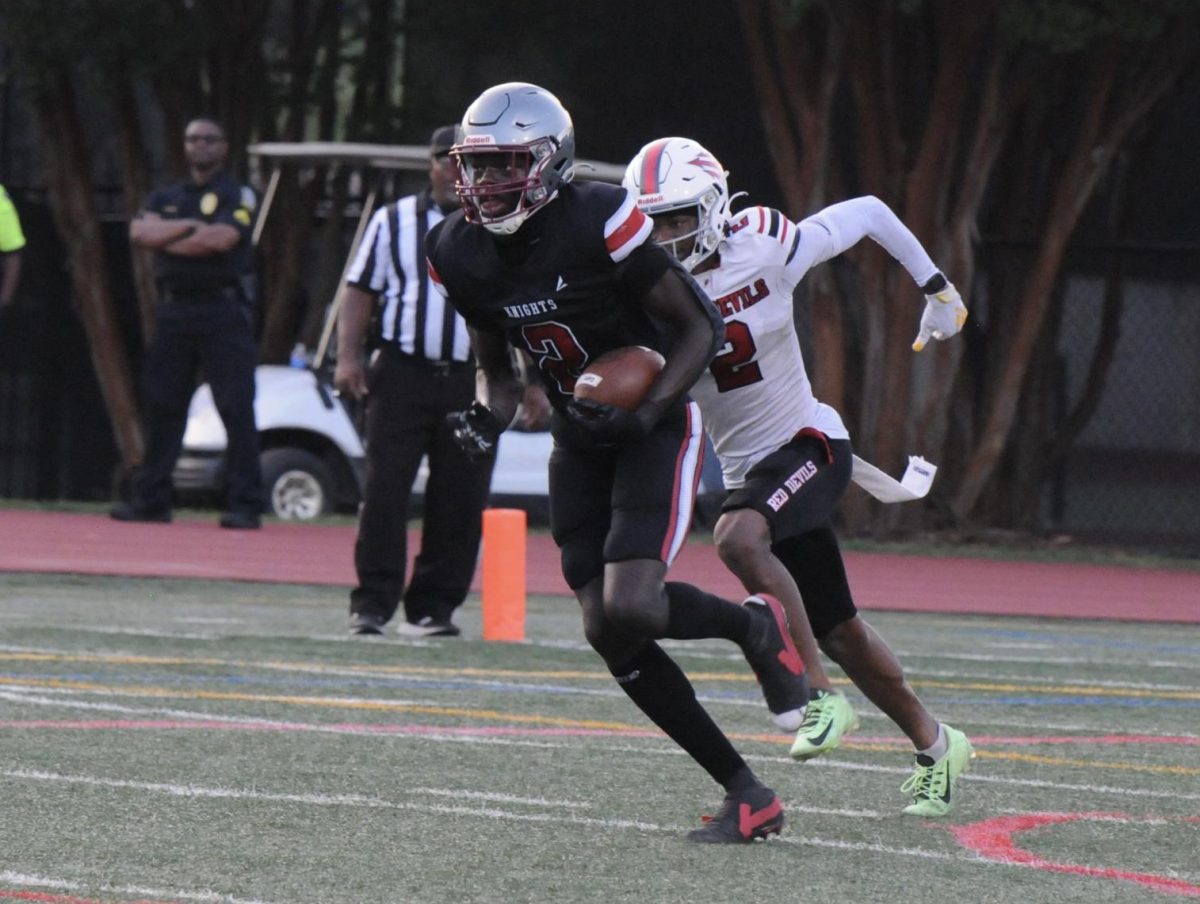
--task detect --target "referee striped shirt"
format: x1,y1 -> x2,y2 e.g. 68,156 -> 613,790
346,193 -> 471,363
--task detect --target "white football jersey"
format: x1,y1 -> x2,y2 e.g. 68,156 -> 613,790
691,199 -> 940,488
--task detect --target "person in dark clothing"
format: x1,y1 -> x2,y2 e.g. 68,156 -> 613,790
428,83 -> 808,843
113,117 -> 264,529
336,126 -> 537,637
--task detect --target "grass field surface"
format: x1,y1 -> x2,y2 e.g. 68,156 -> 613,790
1,572 -> 1197,903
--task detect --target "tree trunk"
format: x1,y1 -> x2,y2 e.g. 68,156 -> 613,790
953,42 -> 1191,519
736,0 -> 810,214
33,70 -> 143,471
111,67 -> 158,344
199,0 -> 271,179
346,0 -> 397,143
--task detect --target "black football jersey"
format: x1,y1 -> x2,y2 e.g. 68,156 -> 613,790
427,182 -> 682,411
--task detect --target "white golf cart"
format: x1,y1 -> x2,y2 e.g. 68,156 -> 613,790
173,142 -> 627,520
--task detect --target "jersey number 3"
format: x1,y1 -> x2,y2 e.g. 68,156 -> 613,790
710,319 -> 763,392
520,321 -> 588,395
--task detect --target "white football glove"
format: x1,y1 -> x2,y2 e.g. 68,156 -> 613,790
912,279 -> 968,352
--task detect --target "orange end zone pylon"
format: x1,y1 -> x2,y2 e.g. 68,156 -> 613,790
482,508 -> 527,641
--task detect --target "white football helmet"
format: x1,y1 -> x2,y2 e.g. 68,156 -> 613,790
451,82 -> 575,235
622,137 -> 730,271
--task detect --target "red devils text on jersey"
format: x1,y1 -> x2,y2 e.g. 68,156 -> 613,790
426,182 -> 720,413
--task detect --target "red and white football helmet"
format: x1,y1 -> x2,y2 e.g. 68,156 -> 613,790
451,82 -> 576,235
622,137 -> 730,271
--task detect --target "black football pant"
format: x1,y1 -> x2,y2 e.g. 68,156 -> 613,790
350,347 -> 495,626
135,296 -> 264,516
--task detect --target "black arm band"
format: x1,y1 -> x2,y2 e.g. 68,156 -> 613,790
921,272 -> 947,295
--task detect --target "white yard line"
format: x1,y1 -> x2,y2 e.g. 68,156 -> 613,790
14,766 -> 1189,891
2,688 -> 1196,803
0,869 -> 284,904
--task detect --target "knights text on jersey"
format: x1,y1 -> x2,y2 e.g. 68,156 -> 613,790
426,182 -> 670,411
690,207 -> 849,488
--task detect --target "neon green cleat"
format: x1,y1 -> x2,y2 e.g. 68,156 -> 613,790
789,689 -> 860,760
901,725 -> 975,817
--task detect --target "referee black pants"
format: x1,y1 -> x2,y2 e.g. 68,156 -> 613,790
350,346 -> 496,625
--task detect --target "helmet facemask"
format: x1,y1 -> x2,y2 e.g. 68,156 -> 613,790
649,185 -> 726,271
453,139 -> 567,235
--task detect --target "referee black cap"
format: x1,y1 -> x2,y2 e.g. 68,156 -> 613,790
431,125 -> 458,156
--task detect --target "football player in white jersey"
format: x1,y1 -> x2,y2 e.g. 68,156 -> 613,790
624,137 -> 974,816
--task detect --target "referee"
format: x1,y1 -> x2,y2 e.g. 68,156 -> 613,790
335,126 -> 494,636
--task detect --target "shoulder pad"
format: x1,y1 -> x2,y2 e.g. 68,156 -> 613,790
728,207 -> 794,245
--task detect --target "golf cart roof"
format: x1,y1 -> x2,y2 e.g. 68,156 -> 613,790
247,141 -> 626,183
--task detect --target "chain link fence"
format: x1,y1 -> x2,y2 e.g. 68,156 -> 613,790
1047,253 -> 1199,551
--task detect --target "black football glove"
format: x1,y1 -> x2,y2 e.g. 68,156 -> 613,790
447,401 -> 504,460
565,398 -> 650,445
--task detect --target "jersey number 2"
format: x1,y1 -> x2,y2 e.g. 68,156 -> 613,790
709,319 -> 763,392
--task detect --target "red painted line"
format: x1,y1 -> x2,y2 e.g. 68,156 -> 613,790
324,723 -> 658,737
0,889 -> 173,904
952,812 -> 1200,897
0,719 -> 305,732
850,734 -> 1200,747
0,719 -> 659,738
963,734 -> 1200,746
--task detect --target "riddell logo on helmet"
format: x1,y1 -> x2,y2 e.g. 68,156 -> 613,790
462,135 -> 495,145
637,193 -> 665,206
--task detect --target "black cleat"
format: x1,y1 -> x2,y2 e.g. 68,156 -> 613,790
349,613 -> 386,636
687,785 -> 785,844
742,594 -> 809,731
110,503 -> 172,523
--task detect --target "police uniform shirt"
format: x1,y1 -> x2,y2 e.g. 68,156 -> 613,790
145,171 -> 254,293
426,181 -> 714,413
0,185 -> 25,254
346,193 -> 470,363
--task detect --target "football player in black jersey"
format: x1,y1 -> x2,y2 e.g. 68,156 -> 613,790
427,83 -> 809,843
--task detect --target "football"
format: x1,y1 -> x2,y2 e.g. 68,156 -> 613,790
573,346 -> 665,411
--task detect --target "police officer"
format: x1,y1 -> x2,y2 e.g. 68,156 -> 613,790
112,117 -> 264,529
